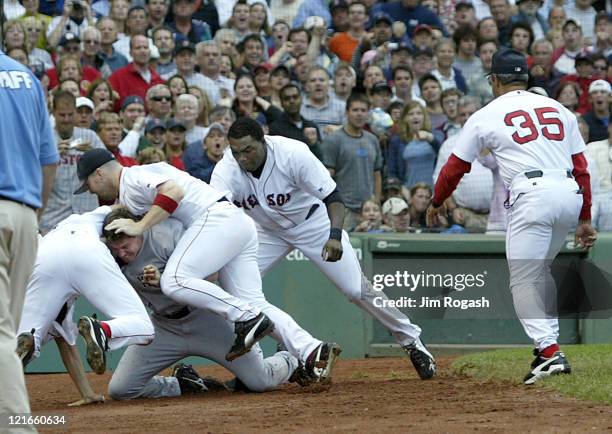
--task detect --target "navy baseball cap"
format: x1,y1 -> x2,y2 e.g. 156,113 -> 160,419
145,118 -> 167,133
489,48 -> 528,75
174,39 -> 195,56
74,149 -> 115,194
166,118 -> 187,130
121,95 -> 145,110
373,12 -> 392,26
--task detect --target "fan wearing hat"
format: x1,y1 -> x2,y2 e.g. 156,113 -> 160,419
75,97 -> 95,129
429,48 -> 597,384
173,38 -> 221,105
163,118 -> 188,170
46,0 -> 95,49
370,0 -> 448,39
583,80 -> 611,143
168,0 -> 212,45
381,197 -> 411,233
560,52 -> 598,115
183,123 -> 228,182
511,0 -> 547,40
454,1 -> 476,29
551,19 -> 585,75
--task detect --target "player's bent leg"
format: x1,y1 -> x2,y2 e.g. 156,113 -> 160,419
160,205 -> 261,324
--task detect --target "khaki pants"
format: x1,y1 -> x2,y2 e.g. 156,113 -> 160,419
0,200 -> 37,432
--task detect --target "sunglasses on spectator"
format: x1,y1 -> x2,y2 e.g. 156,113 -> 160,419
84,39 -> 100,45
152,95 -> 172,102
26,28 -> 41,32
64,45 -> 81,52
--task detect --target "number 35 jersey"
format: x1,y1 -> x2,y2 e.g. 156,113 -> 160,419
452,90 -> 586,188
211,135 -> 337,231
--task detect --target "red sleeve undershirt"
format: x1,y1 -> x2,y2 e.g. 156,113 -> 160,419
571,152 -> 591,221
432,154 -> 472,207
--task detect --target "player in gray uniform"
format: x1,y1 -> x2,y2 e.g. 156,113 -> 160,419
104,209 -> 303,399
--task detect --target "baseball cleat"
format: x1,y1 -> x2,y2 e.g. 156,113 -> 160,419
523,349 -> 571,385
305,342 -> 342,384
16,329 -> 35,367
404,338 -> 436,380
225,313 -> 274,361
78,315 -> 108,375
173,363 -> 229,394
288,361 -> 315,387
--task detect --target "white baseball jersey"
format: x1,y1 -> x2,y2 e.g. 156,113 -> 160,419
211,135 -> 337,231
452,90 -> 586,188
119,162 -> 227,226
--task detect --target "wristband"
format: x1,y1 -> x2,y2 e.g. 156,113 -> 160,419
153,193 -> 179,214
330,228 -> 342,241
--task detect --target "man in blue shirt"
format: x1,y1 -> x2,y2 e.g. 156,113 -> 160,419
0,50 -> 58,431
371,0 -> 448,38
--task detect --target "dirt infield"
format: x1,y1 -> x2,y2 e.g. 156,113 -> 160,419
27,357 -> 612,434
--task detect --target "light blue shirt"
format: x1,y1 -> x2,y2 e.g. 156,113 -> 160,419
0,51 -> 58,209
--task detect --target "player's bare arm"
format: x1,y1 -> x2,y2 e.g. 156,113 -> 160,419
55,337 -> 104,407
322,190 -> 345,262
105,181 -> 185,236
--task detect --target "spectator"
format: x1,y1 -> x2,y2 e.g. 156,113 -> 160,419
301,65 -> 345,139
433,95 -> 493,233
555,81 -> 582,113
392,65 -> 426,106
552,19 -> 585,75
547,28 -> 565,50
440,88 -> 463,138
270,0 -> 303,27
75,96 -> 95,128
455,1 -> 477,29
46,0 -> 96,48
528,38 -> 563,97
197,40 -> 236,101
477,17 -> 499,43
512,0 -> 548,40
96,18 -> 129,76
267,20 -> 290,56
0,45 -> 57,428
97,111 -> 138,166
408,182 -> 447,229
322,93 -> 383,230
372,0 -> 448,38
547,5 -> 566,31
381,197 -> 411,233
119,95 -> 146,137
174,39 -> 220,105
3,19 -> 27,53
253,64 -> 272,97
385,43 -> 412,80
293,0 -> 332,29
138,118 -> 167,153
192,0 -> 220,35
80,26 -> 111,78
163,118 -> 188,170
209,105 -> 237,132
389,100 -> 405,124
411,48 -> 435,98
113,5 -> 155,62
147,0 -> 169,29
137,146 -> 166,165
19,0 -> 50,49
412,24 -> 435,51
183,122 -> 228,182
145,84 -> 172,123
488,0 -> 512,46
166,74 -> 189,104
21,16 -> 53,70
40,90 -> 105,233
591,52 -> 608,79
586,122 -> 612,230
566,0 -> 597,42
110,0 -> 129,36
249,1 -> 270,38
381,176 -> 405,202
592,11 -> 611,56
431,38 -> 468,93
583,79 -> 611,143
231,73 -> 283,127
7,46 -> 29,66
561,52 -> 597,114
228,0 -> 253,42
419,73 -> 447,141
57,78 -> 81,97
238,33 -> 267,72
188,85 -> 212,127
371,82 -> 393,111
175,93 -> 207,143
508,21 -> 534,58
362,64 -> 387,96
152,25 -> 177,79
268,64 -> 291,107
354,199 -> 392,233
387,101 -> 438,189
169,0 -> 212,45
452,24 -> 484,80
329,1 -> 368,62
465,39 -> 496,106
268,83 -> 322,157
108,35 -> 165,107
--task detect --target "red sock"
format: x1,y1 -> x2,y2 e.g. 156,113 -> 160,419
541,343 -> 559,358
100,321 -> 112,338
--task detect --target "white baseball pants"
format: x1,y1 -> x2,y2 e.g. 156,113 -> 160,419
506,171 -> 582,350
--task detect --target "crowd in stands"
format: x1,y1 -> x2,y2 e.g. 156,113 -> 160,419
2,0 -> 610,234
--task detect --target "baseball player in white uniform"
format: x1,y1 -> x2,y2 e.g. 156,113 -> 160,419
103,208 -> 305,399
211,117 -> 436,380
74,148 -> 274,363
428,49 -> 597,384
16,206 -> 155,401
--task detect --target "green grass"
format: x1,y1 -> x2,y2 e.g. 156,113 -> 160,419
452,344 -> 612,404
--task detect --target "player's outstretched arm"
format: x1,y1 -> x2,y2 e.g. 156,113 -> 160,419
321,190 -> 345,262
55,337 -> 104,407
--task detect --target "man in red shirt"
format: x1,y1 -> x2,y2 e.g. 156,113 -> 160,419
109,35 -> 165,107
98,112 -> 139,167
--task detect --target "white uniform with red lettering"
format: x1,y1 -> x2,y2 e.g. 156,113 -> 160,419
451,89 -> 585,350
18,207 -> 155,361
211,136 -> 423,361
118,163 -> 262,323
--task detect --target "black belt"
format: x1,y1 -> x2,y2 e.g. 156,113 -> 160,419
524,170 -> 572,179
0,195 -> 37,211
162,306 -> 192,320
217,196 -> 228,203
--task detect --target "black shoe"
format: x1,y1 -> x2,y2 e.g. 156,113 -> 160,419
173,363 -> 229,394
523,349 -> 571,385
16,328 -> 35,367
225,313 -> 274,361
305,342 -> 342,384
224,377 -> 252,393
288,361 -> 314,387
404,338 -> 436,380
78,314 -> 108,375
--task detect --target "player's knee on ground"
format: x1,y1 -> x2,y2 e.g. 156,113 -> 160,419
108,376 -> 143,401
